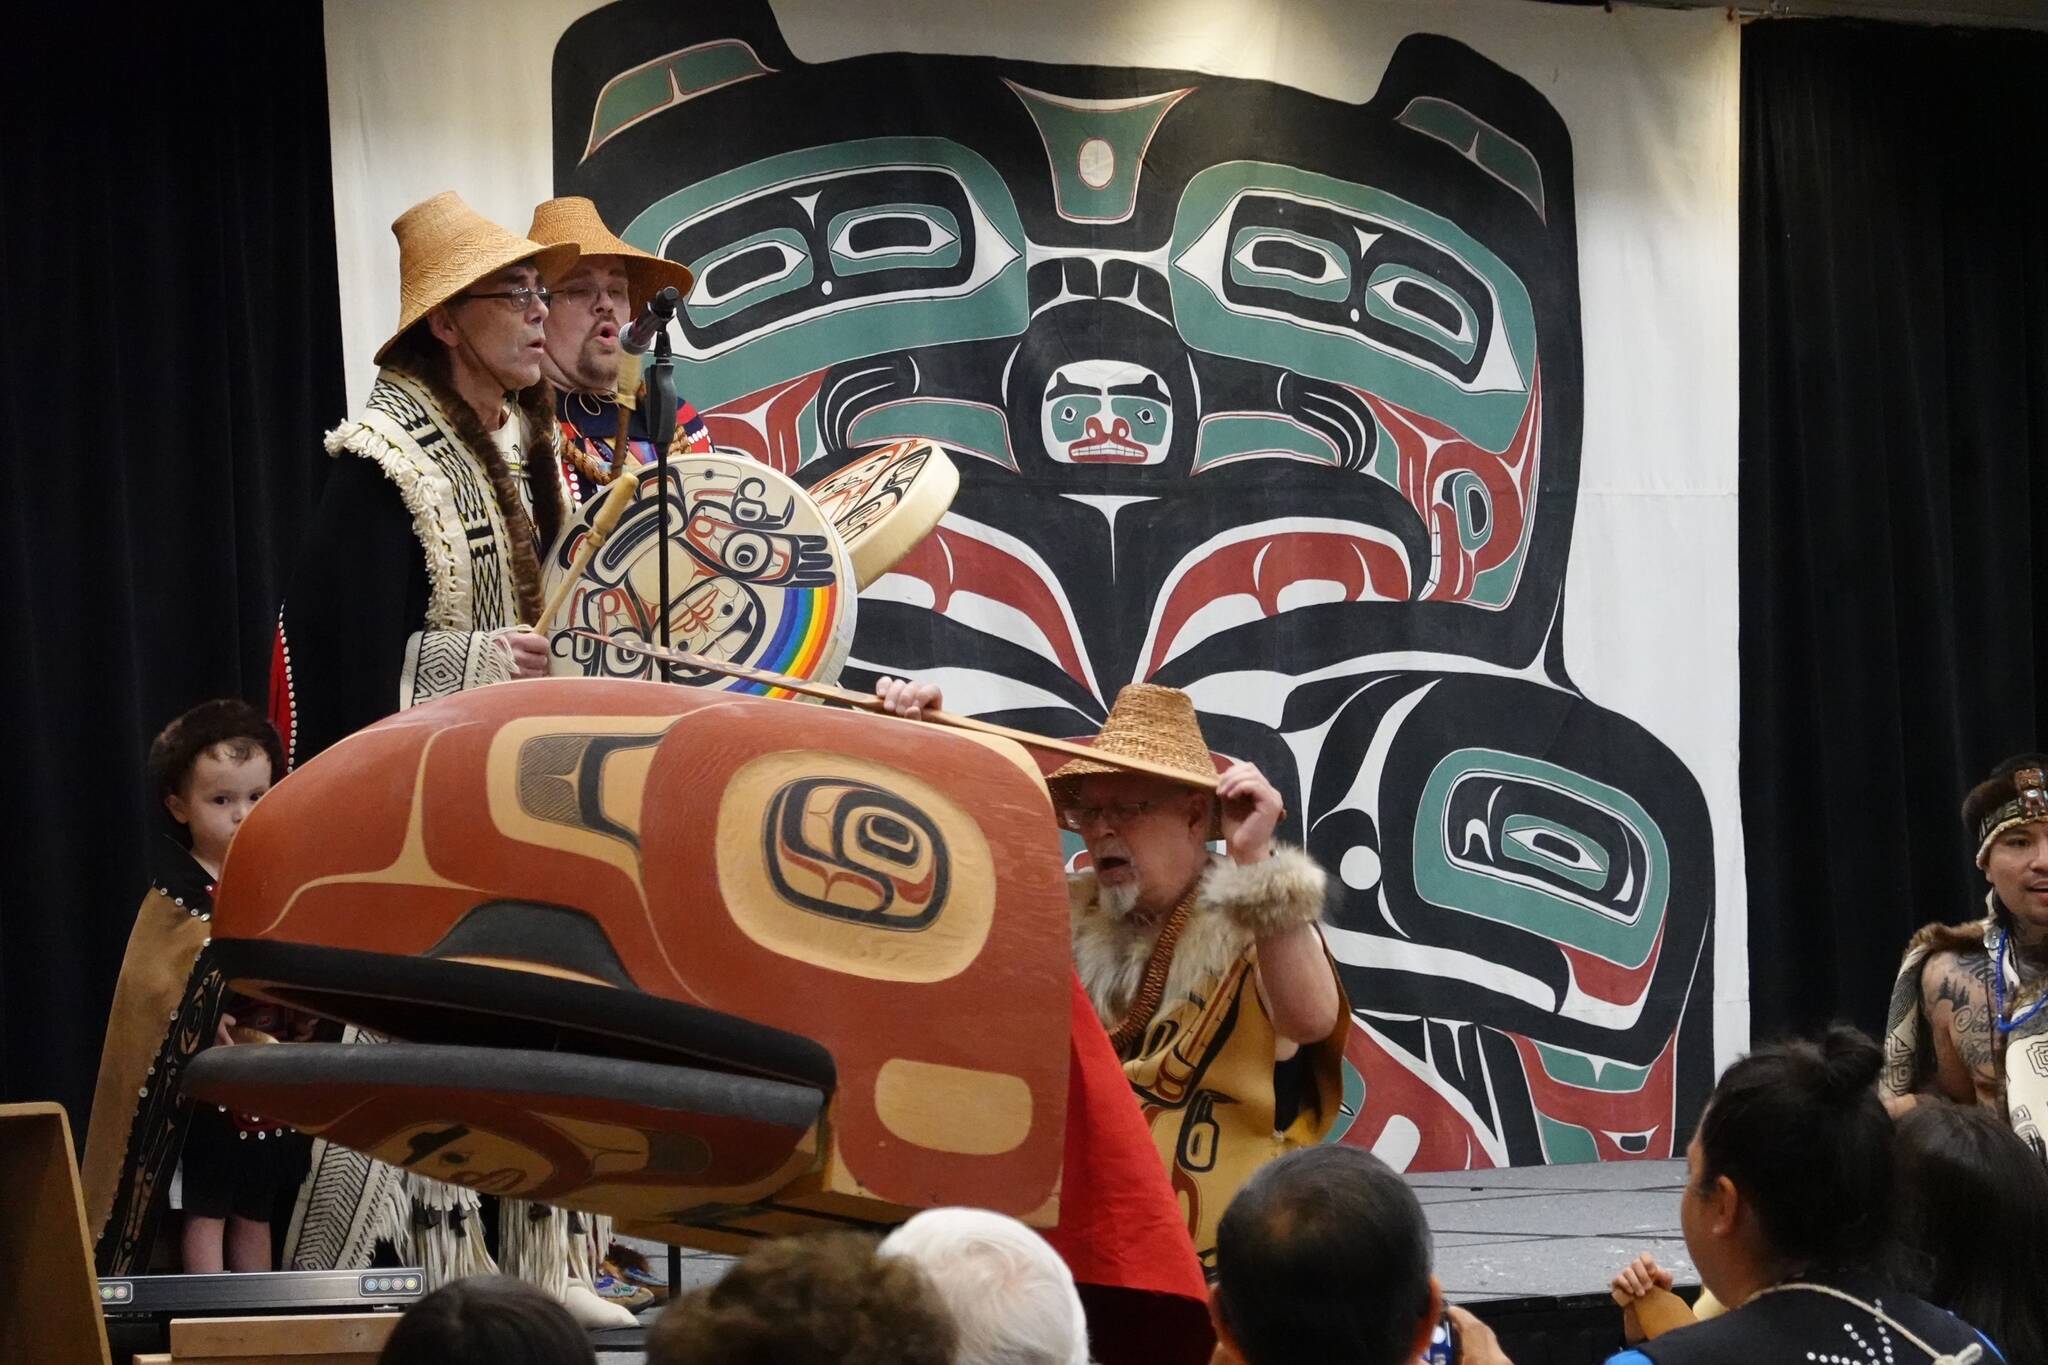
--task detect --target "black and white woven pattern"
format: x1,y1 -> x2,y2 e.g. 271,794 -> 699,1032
368,379 -> 513,630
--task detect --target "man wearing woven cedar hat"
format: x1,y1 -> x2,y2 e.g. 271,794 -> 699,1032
271,191 -> 575,766
527,196 -> 712,504
880,679 -> 1349,1265
1881,755 -> 2048,1159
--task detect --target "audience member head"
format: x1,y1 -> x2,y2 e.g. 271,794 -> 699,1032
1894,1102 -> 2048,1365
148,699 -> 282,870
1211,1145 -> 1439,1365
377,1275 -> 594,1365
1684,1024 -> 1892,1306
646,1230 -> 955,1365
880,1206 -> 1089,1365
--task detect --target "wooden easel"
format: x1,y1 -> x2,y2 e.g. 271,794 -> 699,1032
0,1102 -> 113,1365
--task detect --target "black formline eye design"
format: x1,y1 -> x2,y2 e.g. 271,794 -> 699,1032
763,777 -> 951,931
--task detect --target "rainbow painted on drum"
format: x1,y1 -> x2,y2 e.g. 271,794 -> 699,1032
746,581 -> 840,697
542,454 -> 858,690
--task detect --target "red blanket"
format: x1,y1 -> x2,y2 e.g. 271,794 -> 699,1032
1045,974 -> 1214,1365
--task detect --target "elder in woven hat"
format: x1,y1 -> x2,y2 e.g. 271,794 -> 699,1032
527,196 -> 712,504
879,677 -> 1349,1264
1881,754 -> 2048,1154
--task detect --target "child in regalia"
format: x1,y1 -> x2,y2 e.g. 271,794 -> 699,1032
78,700 -> 309,1274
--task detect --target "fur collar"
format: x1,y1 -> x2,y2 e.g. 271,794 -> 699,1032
1070,846 -> 1327,1032
1906,917 -> 1990,960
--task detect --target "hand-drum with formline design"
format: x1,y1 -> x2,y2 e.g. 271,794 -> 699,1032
798,439 -> 959,591
541,454 -> 857,693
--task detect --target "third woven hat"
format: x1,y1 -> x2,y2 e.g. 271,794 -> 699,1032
528,196 -> 695,310
376,191 -> 578,364
1048,684 -> 1222,835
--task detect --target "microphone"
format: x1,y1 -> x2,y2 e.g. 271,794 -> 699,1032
621,285 -> 681,355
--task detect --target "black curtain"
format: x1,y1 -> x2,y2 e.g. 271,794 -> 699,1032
1741,20 -> 2048,1043
0,10 -> 340,1124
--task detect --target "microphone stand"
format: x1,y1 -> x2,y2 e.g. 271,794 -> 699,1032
643,320 -> 679,685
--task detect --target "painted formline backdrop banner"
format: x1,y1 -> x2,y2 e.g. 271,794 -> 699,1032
325,0 -> 1741,1170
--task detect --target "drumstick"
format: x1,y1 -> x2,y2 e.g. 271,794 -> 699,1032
571,629 -> 1220,791
535,465 -> 642,634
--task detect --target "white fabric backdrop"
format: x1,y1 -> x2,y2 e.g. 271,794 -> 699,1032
323,0 -> 1746,1119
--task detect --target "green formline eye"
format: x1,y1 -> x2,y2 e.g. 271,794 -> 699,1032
1366,265 -> 1480,363
1171,163 -> 1536,454
827,206 -> 961,268
623,138 -> 1028,406
1229,227 -> 1352,304
1416,750 -> 1668,968
684,230 -> 814,326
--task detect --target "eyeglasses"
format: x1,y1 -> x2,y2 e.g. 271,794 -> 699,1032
1059,798 -> 1162,832
461,285 -> 552,311
553,284 -> 631,311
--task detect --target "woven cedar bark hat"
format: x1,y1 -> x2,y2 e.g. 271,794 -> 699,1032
374,191 -> 579,364
1048,684 -> 1223,836
527,196 -> 695,310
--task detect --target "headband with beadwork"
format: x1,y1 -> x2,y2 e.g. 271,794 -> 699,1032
1977,766 -> 2048,861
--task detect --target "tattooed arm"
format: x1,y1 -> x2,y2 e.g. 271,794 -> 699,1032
1917,950 -> 2002,1110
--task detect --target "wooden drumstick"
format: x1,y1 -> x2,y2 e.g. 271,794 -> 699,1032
615,376 -> 637,464
615,352 -> 643,414
571,629 -> 1221,792
535,465 -> 642,634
